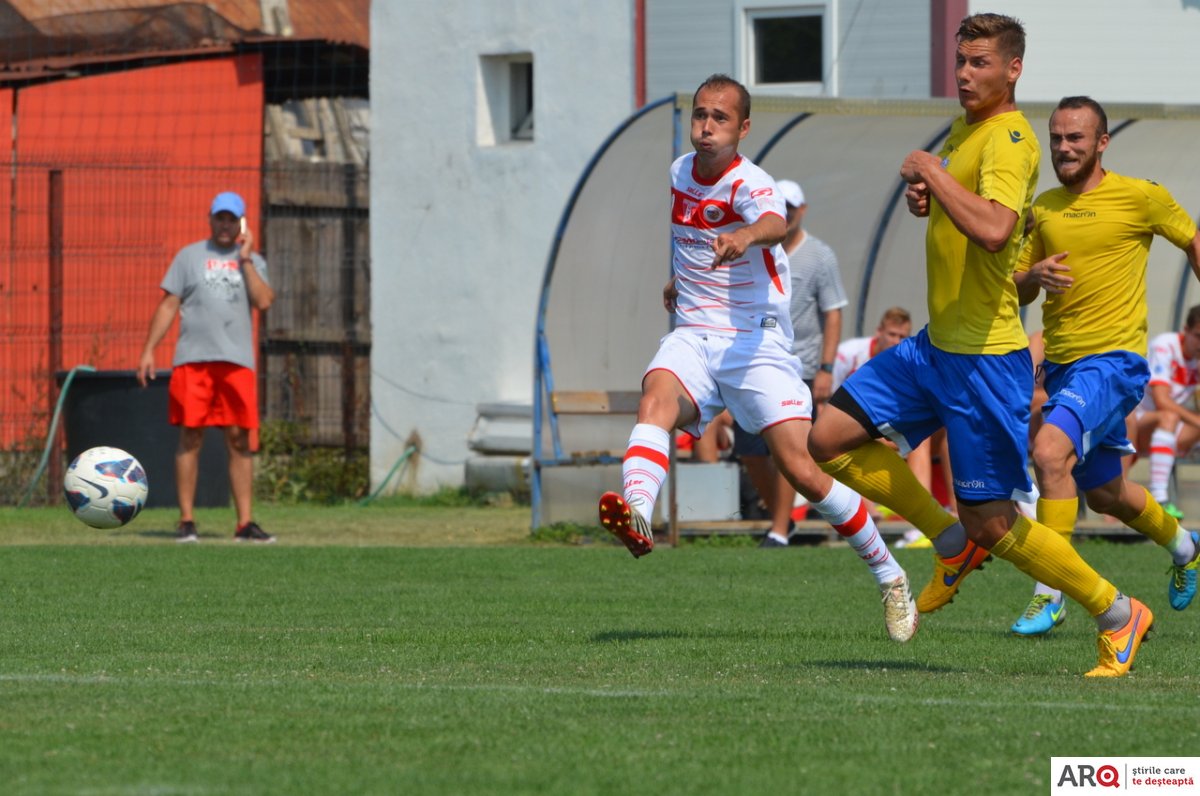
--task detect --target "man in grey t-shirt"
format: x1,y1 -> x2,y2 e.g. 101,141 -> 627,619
782,180 -> 848,404
739,180 -> 849,547
136,192 -> 276,543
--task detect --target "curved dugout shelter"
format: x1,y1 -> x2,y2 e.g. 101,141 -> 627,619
533,94 -> 1200,530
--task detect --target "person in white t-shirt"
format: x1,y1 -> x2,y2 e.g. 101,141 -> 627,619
1134,306 -> 1200,519
597,74 -> 918,642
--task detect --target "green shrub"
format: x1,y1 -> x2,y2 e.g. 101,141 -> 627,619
255,420 -> 368,504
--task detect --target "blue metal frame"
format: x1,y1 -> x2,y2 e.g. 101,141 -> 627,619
855,122 -> 953,336
1174,224 -> 1200,330
752,112 -> 812,164
531,96 -> 674,529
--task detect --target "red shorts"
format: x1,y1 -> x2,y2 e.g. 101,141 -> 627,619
168,362 -> 259,430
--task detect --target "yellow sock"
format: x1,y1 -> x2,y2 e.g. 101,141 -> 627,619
819,442 -> 958,538
1126,488 -> 1179,547
1036,497 -> 1077,541
990,514 -> 1116,616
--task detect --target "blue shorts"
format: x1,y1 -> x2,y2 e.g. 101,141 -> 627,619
1041,351 -> 1145,490
842,327 -> 1034,503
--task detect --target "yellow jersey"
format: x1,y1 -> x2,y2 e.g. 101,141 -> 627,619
926,111 -> 1040,354
1017,171 -> 1197,364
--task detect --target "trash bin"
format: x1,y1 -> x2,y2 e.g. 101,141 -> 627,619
56,370 -> 230,509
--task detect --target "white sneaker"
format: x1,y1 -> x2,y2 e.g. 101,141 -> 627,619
880,574 -> 919,642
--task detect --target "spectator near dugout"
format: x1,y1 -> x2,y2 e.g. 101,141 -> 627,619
1133,308 -> 1200,521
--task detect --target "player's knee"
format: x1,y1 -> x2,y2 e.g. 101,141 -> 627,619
1030,433 -> 1072,477
638,383 -> 693,428
778,452 -> 825,496
805,424 -> 837,465
1156,410 -> 1180,430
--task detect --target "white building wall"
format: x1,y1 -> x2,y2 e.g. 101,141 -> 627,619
836,0 -> 929,97
370,2 -> 634,492
645,0 -> 736,100
647,0 -> 1200,104
973,0 -> 1200,103
647,0 -> 932,100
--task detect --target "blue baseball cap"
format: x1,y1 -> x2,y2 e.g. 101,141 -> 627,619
210,191 -> 246,218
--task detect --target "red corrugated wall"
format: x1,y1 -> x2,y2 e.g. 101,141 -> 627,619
3,54 -> 263,448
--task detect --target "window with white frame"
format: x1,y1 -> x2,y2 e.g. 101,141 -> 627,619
477,53 -> 534,146
744,6 -> 826,93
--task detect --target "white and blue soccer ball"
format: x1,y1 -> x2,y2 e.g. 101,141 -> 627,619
63,446 -> 149,529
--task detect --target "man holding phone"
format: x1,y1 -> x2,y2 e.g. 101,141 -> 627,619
137,191 -> 276,543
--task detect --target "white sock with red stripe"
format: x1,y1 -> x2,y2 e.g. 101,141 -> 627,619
622,423 -> 671,523
813,479 -> 904,585
1148,428 -> 1178,503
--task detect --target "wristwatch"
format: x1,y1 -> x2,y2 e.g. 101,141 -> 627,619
818,363 -> 834,374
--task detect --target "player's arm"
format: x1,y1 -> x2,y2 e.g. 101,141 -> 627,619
1185,231 -> 1200,284
812,307 -> 842,404
1013,216 -> 1043,305
137,291 -> 181,387
663,276 -> 679,313
905,182 -> 930,217
831,344 -> 852,394
1015,252 -> 1071,305
1012,268 -> 1040,305
1150,382 -> 1200,430
900,150 -> 1018,252
712,213 -> 786,267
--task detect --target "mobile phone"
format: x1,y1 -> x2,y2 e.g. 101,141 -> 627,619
240,217 -> 247,236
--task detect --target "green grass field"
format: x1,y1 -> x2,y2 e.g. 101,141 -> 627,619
1,504 -> 1197,794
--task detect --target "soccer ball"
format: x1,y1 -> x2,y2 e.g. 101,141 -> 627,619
63,446 -> 149,529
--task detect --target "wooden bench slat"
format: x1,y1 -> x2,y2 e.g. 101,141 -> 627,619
551,390 -> 640,414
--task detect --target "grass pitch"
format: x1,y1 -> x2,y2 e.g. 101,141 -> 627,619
1,505 -> 1197,794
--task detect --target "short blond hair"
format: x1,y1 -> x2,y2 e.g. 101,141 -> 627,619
879,307 -> 911,327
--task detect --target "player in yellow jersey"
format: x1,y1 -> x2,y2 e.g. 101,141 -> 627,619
1012,96 -> 1200,636
808,14 -> 1152,676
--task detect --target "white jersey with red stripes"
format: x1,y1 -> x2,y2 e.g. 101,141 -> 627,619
669,153 -> 790,341
1139,331 -> 1199,413
831,335 -> 879,393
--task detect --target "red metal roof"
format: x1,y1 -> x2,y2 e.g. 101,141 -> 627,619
0,0 -> 368,64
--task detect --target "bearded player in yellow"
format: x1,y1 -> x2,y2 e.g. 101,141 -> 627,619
808,14 -> 1152,676
1011,96 -> 1200,637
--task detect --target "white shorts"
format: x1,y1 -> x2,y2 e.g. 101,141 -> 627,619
644,329 -> 811,439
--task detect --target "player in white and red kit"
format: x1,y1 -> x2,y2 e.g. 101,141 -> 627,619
1135,308 -> 1200,519
597,74 -> 918,642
